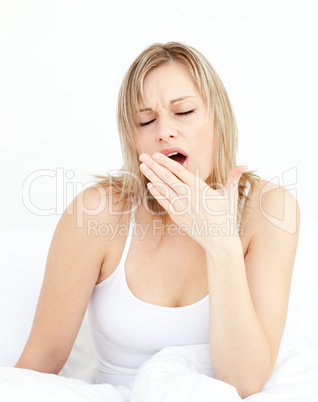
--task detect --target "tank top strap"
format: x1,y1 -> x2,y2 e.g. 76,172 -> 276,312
240,179 -> 251,210
119,205 -> 136,264
237,180 -> 251,228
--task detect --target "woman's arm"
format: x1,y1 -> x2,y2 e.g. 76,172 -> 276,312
206,180 -> 300,398
15,185 -> 110,374
135,153 -> 299,397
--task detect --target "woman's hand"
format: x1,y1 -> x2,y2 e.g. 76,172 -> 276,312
139,152 -> 248,250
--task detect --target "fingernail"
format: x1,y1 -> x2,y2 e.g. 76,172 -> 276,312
139,153 -> 149,161
140,163 -> 149,171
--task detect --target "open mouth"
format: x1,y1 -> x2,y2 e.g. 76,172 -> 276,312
166,152 -> 188,167
168,152 -> 186,164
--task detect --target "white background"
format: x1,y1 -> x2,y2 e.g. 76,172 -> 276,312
0,0 -> 317,233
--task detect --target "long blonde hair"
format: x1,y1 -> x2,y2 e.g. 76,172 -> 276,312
91,41 -> 260,237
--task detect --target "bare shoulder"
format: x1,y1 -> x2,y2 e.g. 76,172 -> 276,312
244,178 -> 300,244
62,184 -> 129,258
71,183 -> 127,225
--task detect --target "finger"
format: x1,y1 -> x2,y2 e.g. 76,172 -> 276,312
221,166 -> 248,221
222,166 -> 248,194
140,159 -> 193,215
146,182 -> 173,213
140,162 -> 179,202
139,153 -> 190,195
151,152 -> 194,185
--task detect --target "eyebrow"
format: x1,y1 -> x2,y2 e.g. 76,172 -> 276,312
137,96 -> 199,113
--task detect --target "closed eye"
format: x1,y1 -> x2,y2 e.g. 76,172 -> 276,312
176,110 -> 195,116
138,110 -> 196,127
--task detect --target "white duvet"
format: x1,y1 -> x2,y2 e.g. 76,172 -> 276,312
1,341 -> 318,402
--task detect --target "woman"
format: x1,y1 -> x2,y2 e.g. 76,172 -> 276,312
15,42 -> 300,399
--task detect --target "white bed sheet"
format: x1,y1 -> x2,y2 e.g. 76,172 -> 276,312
1,341 -> 318,402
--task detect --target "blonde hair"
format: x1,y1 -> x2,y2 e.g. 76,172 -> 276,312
91,41 -> 261,237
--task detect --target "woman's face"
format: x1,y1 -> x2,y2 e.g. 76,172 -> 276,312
135,62 -> 214,182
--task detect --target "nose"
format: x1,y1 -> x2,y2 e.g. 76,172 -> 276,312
155,114 -> 178,143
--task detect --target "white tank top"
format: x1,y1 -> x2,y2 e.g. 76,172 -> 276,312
88,180 -> 251,387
